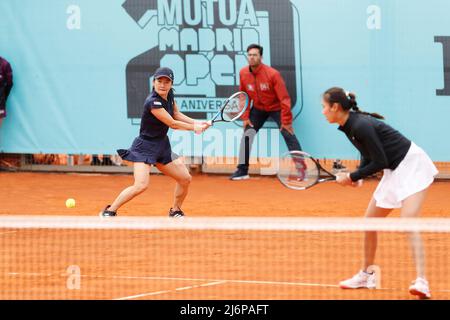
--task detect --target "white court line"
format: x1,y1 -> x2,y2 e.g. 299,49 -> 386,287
114,290 -> 173,300
228,279 -> 339,288
2,215 -> 450,232
84,274 -> 338,288
114,281 -> 227,300
175,285 -> 201,291
2,272 -> 370,290
174,281 -> 227,292
80,274 -> 341,289
0,231 -> 17,236
6,272 -> 450,294
5,272 -> 341,289
8,272 -> 53,277
199,281 -> 227,287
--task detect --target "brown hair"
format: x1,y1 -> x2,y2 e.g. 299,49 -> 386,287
247,44 -> 263,56
323,87 -> 384,120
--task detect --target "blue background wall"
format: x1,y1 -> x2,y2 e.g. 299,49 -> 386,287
0,0 -> 448,161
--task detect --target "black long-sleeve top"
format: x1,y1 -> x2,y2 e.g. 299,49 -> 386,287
338,112 -> 411,181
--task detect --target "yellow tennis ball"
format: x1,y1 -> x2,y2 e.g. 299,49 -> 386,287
66,198 -> 76,208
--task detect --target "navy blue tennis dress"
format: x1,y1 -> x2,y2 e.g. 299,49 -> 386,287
117,89 -> 178,165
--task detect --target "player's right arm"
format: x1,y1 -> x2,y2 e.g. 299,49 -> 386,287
151,108 -> 207,133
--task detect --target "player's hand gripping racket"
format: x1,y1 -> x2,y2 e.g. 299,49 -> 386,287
207,91 -> 251,125
277,151 -> 336,190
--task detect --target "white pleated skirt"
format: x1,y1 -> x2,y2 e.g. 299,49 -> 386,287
373,142 -> 439,209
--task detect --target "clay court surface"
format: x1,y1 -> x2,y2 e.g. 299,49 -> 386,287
0,172 -> 449,300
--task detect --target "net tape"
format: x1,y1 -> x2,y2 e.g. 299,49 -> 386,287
1,216 -> 450,233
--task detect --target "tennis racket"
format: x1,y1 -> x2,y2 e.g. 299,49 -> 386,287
207,91 -> 251,125
276,150 -> 336,190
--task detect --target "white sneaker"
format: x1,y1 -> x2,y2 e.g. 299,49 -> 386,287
409,277 -> 431,299
339,270 -> 377,289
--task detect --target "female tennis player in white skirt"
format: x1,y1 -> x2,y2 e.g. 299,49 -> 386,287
321,87 -> 438,299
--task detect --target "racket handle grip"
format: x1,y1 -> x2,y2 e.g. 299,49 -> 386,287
194,121 -> 204,134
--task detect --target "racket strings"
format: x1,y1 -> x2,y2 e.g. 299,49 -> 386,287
278,154 -> 320,189
223,93 -> 247,121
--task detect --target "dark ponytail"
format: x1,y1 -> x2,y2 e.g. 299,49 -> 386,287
323,87 -> 385,120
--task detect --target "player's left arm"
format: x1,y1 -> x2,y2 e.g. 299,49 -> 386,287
349,124 -> 389,182
273,72 -> 294,132
172,101 -> 196,124
337,123 -> 388,186
173,102 -> 210,130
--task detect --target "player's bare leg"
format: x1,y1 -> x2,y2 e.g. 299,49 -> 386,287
402,188 -> 431,298
157,158 -> 192,216
108,162 -> 151,212
363,197 -> 392,270
340,198 -> 391,289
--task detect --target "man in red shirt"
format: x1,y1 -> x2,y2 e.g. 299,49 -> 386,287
230,44 -> 303,180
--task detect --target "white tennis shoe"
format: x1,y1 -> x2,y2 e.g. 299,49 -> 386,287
409,277 -> 431,299
339,270 -> 377,289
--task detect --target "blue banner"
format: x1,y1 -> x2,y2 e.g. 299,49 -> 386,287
0,0 -> 449,160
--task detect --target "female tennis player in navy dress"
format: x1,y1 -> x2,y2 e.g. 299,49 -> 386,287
321,87 -> 438,299
101,67 -> 210,218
